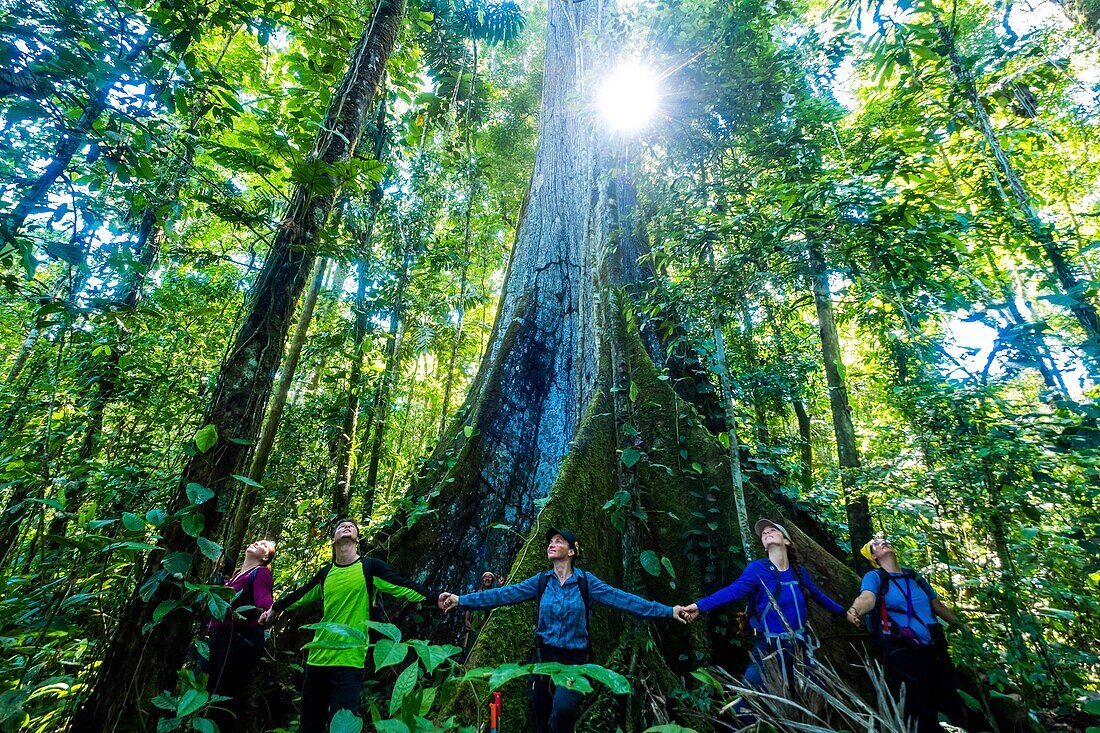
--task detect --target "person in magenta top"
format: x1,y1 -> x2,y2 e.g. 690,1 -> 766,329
200,538 -> 276,729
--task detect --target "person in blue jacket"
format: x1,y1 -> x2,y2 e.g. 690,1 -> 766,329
681,518 -> 845,694
439,527 -> 689,733
845,536 -> 967,733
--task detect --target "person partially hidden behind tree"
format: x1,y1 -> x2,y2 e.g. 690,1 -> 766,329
463,571 -> 497,654
259,518 -> 442,733
845,536 -> 968,733
439,528 -> 690,733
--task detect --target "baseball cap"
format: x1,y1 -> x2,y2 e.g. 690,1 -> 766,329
754,518 -> 791,541
545,527 -> 579,556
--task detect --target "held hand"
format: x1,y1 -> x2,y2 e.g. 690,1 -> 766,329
671,605 -> 690,624
439,592 -> 460,613
845,607 -> 861,627
259,609 -> 276,626
678,604 -> 700,623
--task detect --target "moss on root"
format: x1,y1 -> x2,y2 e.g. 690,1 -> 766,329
448,323 -> 863,730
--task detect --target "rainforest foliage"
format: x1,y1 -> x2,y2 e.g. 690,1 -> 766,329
1,0 -> 1099,726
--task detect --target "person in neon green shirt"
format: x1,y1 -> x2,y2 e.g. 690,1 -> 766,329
260,519 -> 440,732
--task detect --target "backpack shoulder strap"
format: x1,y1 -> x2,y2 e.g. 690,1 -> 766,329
577,570 -> 592,619
535,571 -> 551,624
905,569 -> 936,602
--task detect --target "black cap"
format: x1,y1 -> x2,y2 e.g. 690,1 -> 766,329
545,527 -> 579,556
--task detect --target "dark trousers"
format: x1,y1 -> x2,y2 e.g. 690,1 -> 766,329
883,630 -> 966,733
736,634 -> 814,723
199,625 -> 265,731
299,665 -> 365,733
529,645 -> 589,733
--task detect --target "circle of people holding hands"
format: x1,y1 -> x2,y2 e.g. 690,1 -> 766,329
206,517 -> 969,733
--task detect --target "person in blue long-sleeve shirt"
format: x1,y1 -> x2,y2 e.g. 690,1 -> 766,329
682,518 -> 845,698
440,527 -> 688,733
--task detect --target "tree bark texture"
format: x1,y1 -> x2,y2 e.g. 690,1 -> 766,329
68,0 -> 403,726
333,248 -> 375,519
806,233 -> 872,568
227,257 -> 328,557
378,0 -> 605,589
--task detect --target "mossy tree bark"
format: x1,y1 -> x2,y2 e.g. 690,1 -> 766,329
68,0 -> 404,726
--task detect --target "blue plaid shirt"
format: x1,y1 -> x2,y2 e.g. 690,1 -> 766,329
458,569 -> 673,649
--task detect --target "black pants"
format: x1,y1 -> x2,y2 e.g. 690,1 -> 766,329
199,625 -> 265,731
299,665 -> 365,733
529,645 -> 589,733
883,630 -> 966,733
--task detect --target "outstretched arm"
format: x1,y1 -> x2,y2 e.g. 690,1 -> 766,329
845,590 -> 877,626
587,574 -> 680,620
931,598 -> 961,625
456,574 -> 540,610
370,558 -> 436,603
694,564 -> 759,614
261,566 -> 327,624
799,568 -> 845,615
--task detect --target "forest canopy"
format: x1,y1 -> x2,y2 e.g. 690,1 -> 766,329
1,0 -> 1099,727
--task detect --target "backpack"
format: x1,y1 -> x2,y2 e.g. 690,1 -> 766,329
862,567 -> 936,644
743,562 -> 809,637
535,569 -> 592,651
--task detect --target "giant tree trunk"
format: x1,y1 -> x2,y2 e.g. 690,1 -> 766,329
378,0 -> 604,586
806,232 -> 872,568
68,0 -> 403,726
372,0 -> 863,728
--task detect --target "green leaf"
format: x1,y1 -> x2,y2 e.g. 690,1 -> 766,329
192,718 -> 218,733
485,663 -> 529,690
1084,699 -> 1100,716
366,621 -> 402,641
194,424 -> 218,453
660,556 -> 675,578
575,664 -> 631,694
153,600 -> 180,624
388,663 -> 418,717
146,508 -> 167,527
0,689 -> 29,724
122,512 -> 146,532
162,552 -> 193,575
628,381 -> 638,402
230,474 -> 262,488
182,513 -> 205,537
176,687 -> 208,718
620,448 -> 642,468
373,638 -> 409,670
186,483 -> 214,505
372,720 -> 408,733
639,550 -> 661,576
408,640 -> 459,674
330,709 -> 364,733
196,537 -> 223,562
